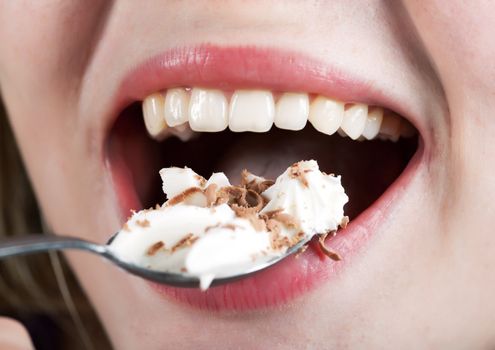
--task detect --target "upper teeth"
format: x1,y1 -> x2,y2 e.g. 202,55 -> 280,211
142,92 -> 168,140
275,92 -> 309,131
189,88 -> 228,132
229,90 -> 275,132
341,103 -> 368,140
141,87 -> 415,141
164,88 -> 189,127
362,107 -> 383,140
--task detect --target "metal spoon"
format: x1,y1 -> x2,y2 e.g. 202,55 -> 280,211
0,233 -> 309,288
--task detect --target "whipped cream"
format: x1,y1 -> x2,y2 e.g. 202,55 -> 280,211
109,160 -> 348,290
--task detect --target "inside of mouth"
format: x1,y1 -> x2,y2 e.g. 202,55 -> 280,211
108,102 -> 418,221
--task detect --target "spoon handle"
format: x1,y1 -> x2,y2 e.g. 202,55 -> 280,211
0,234 -> 106,258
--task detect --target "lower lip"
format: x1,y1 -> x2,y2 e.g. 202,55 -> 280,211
110,141 -> 423,312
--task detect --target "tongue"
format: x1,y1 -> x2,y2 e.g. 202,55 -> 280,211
215,132 -> 309,183
215,128 -> 412,219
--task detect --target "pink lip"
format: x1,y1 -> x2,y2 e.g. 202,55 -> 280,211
107,45 -> 424,311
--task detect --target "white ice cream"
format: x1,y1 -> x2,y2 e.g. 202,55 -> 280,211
109,160 -> 348,290
261,160 -> 348,236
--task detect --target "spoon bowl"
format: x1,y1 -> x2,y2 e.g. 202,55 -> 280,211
0,233 -> 309,288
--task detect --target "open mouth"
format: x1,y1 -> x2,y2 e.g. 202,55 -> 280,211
104,45 -> 421,311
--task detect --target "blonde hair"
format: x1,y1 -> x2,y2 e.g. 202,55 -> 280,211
0,103 -> 111,349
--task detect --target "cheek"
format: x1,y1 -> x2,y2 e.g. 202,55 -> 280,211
0,1 -> 110,100
404,0 -> 495,223
0,4 -> 81,145
0,1 -> 113,237
404,1 -> 495,91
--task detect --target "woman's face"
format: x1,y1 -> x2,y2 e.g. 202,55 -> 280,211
1,1 -> 495,348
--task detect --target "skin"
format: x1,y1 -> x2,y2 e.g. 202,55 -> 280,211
1,1 -> 494,349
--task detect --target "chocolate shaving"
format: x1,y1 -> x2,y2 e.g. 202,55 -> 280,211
163,170 -> 274,220
171,233 -> 199,252
146,241 -> 164,256
215,186 -> 264,213
267,219 -> 291,250
204,183 -> 218,207
214,187 -> 230,205
261,210 -> 300,231
288,163 -> 309,188
230,204 -> 266,231
194,174 -> 207,187
215,186 -> 246,206
204,223 -> 243,233
204,223 -> 221,233
167,187 -> 206,207
240,169 -> 275,194
272,236 -> 291,250
266,218 -> 282,233
220,223 -> 239,231
245,190 -> 264,211
271,212 -> 300,230
262,209 -> 284,219
317,233 -> 341,261
231,204 -> 257,217
136,219 -> 150,228
258,180 -> 275,192
245,179 -> 275,194
240,169 -> 251,187
262,212 -> 304,249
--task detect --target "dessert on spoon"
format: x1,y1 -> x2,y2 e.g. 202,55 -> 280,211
0,160 -> 348,290
110,159 -> 348,290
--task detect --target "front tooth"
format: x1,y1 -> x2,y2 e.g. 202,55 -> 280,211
274,93 -> 309,131
189,88 -> 228,132
340,104 -> 368,140
379,112 -> 401,141
165,88 -> 189,127
308,96 -> 344,135
229,90 -> 274,132
142,93 -> 167,140
362,107 -> 384,140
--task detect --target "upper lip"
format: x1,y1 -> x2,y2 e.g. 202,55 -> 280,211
104,44 -> 425,311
